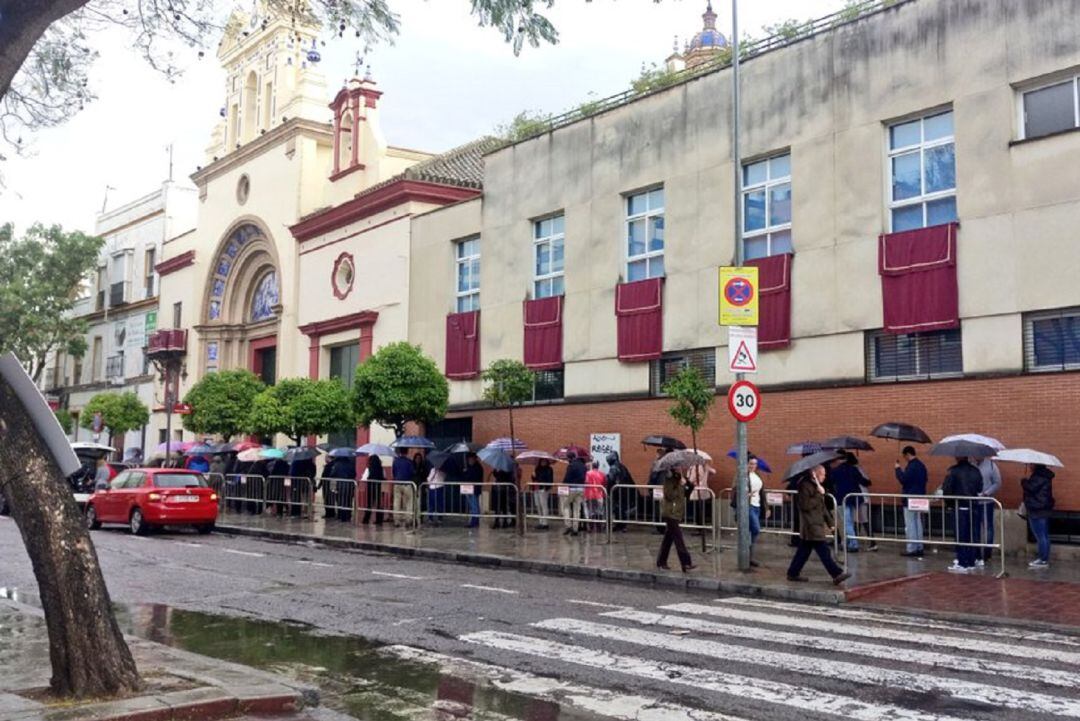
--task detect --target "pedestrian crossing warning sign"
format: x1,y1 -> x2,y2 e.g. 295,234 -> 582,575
728,326 -> 758,374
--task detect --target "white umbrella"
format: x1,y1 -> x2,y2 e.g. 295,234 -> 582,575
939,433 -> 1005,452
996,448 -> 1064,468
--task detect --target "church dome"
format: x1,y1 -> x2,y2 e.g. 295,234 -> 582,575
687,2 -> 728,51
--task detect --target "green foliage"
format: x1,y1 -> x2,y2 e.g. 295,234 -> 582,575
762,18 -> 810,40
247,378 -> 353,446
662,367 -> 716,451
574,93 -> 603,120
631,63 -> 681,95
79,392 -> 150,438
54,408 -> 74,435
351,342 -> 449,438
496,110 -> 553,142
0,223 -> 103,381
482,359 -> 535,408
181,369 -> 265,441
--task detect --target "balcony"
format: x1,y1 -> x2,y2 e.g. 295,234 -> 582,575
105,355 -> 125,380
146,329 -> 187,358
109,280 -> 131,307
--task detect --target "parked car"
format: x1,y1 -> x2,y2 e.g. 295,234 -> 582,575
86,468 -> 218,535
0,443 -> 125,517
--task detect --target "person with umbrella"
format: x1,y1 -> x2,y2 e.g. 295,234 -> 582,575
463,452 -> 483,528
606,451 -> 634,533
656,465 -> 696,572
391,446 -> 416,528
786,462 -> 850,585
1021,462 -> 1055,569
940,453 -> 984,572
894,446 -> 928,557
531,457 -> 555,529
560,452 -> 587,537
361,454 -> 386,525
972,455 -> 1002,566
831,452 -> 866,553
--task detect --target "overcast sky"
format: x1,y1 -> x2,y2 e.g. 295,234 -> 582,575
1,0 -> 847,234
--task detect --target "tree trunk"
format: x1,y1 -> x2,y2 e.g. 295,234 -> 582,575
0,375 -> 140,698
0,0 -> 92,99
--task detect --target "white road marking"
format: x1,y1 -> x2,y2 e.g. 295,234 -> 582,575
461,583 -> 518,595
537,617 -> 1080,718
385,644 -> 750,721
461,630 -> 971,721
371,570 -> 425,580
601,609 -> 1080,689
296,560 -> 333,568
223,549 -> 264,557
718,596 -> 1080,648
175,542 -> 203,548
667,602 -> 1080,666
566,599 -> 632,610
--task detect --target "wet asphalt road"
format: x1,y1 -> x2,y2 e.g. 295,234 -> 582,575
1,516 -> 1077,721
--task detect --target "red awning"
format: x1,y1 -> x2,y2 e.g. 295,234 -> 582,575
445,310 -> 481,379
615,278 -> 663,362
523,296 -> 563,370
878,222 -> 959,334
746,253 -> 793,350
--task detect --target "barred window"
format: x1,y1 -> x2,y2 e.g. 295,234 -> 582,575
532,370 -> 564,402
1024,308 -> 1080,372
866,329 -> 962,383
650,348 -> 716,396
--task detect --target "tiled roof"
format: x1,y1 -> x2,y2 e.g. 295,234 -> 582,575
356,136 -> 502,200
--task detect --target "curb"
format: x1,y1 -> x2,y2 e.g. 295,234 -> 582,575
1,687 -> 302,721
844,571 -> 932,602
217,524 -> 846,605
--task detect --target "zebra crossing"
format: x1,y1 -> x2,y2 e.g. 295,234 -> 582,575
385,596 -> 1080,721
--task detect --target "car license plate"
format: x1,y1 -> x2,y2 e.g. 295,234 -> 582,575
172,495 -> 199,503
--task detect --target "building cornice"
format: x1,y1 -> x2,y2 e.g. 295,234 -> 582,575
97,208 -> 164,238
289,179 -> 480,242
155,250 -> 195,276
190,117 -> 333,187
299,310 -> 379,338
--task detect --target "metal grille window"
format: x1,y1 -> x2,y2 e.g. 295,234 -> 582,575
533,214 -> 565,299
1024,308 -> 1080,372
866,329 -> 962,382
625,187 -> 665,281
106,353 -> 124,380
742,153 -> 792,260
532,369 -> 564,402
649,348 -> 716,397
1021,77 -> 1079,140
887,110 -> 957,232
455,236 -> 480,313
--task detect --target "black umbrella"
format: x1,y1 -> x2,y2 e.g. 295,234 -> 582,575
870,422 -> 932,444
641,435 -> 687,450
209,442 -> 234,455
427,450 -> 456,471
929,439 -> 998,459
820,436 -> 874,452
284,446 -> 320,463
327,447 -> 356,458
444,441 -> 483,454
783,450 -> 844,481
786,441 -> 824,456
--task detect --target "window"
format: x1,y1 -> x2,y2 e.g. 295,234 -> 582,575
106,352 -> 124,380
144,247 -> 156,298
328,343 -> 361,448
625,187 -> 665,281
95,266 -> 106,311
73,356 -> 83,385
649,348 -> 716,396
455,236 -> 480,312
533,214 -> 565,299
172,302 -> 182,328
1024,308 -> 1080,372
1021,77 -> 1079,140
887,110 -> 957,232
866,329 -> 962,382
742,153 -> 793,260
532,370 -> 564,402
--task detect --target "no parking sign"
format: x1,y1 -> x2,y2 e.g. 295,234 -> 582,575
718,266 -> 759,326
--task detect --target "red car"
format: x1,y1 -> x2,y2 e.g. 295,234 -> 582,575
86,468 -> 219,535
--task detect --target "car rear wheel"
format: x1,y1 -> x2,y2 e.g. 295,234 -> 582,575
86,505 -> 101,530
196,523 -> 215,535
129,508 -> 148,536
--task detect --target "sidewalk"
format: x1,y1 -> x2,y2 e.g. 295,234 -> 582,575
216,510 -> 1080,623
0,599 -> 316,721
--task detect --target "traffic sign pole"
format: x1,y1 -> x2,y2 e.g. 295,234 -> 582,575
731,0 -> 751,573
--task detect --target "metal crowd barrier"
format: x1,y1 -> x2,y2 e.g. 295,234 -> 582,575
316,478 -> 358,522
266,476 -> 316,520
416,481 -> 519,527
719,488 -> 840,554
609,484 -> 718,551
523,483 -> 612,542
222,474 -> 266,514
841,492 -> 1006,577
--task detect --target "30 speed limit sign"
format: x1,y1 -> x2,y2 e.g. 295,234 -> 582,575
727,380 -> 761,422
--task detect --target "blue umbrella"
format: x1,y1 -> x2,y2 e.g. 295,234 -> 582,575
726,450 -> 772,473
486,437 -> 528,452
478,447 -> 515,473
392,436 -> 435,450
355,442 -> 394,456
185,443 -> 216,456
327,446 -> 356,458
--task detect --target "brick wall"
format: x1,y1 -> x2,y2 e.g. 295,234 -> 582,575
455,372 -> 1080,511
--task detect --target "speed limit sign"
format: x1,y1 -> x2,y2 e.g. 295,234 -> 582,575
727,380 -> 761,422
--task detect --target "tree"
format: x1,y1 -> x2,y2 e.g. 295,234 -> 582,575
481,359 -> 534,533
352,342 -> 448,438
0,223 -> 102,383
1,0 -> 559,151
182,369 -> 265,441
79,391 -> 149,446
663,366 -> 715,454
248,377 -> 352,447
53,407 -> 74,435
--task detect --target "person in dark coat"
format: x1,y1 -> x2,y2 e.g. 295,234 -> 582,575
1022,463 -> 1055,568
463,453 -> 483,527
491,468 -> 515,529
942,456 -> 983,571
362,455 -> 385,525
787,465 -> 850,585
605,452 -> 633,533
830,453 -> 864,552
531,458 -> 555,529
648,448 -> 671,533
656,469 -> 695,572
895,446 -> 928,557
322,456 -> 357,522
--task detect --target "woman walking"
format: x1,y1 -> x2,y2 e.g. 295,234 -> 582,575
656,469 -> 696,572
1022,463 -> 1055,569
787,464 -> 851,585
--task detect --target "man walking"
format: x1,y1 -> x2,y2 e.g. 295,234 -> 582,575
787,464 -> 851,585
974,456 -> 1001,566
942,456 -> 983,572
895,446 -> 928,557
560,452 -> 587,537
391,446 -> 416,528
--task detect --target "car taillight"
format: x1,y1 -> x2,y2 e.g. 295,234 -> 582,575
148,492 -> 162,501
210,493 -> 218,501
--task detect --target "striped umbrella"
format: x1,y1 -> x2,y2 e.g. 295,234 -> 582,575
486,437 -> 528,452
